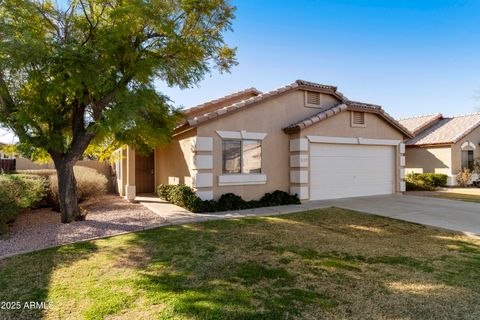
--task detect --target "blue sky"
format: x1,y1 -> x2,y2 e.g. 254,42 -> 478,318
159,0 -> 480,118
1,0 -> 480,143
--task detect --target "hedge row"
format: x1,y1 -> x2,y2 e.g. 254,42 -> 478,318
405,173 -> 448,191
157,184 -> 301,213
0,174 -> 47,236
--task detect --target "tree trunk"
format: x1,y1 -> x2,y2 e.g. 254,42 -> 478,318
54,159 -> 81,223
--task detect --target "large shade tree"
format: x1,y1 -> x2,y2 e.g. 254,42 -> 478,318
0,0 -> 236,222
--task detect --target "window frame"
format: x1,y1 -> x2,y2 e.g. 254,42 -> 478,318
222,139 -> 262,174
461,149 -> 475,171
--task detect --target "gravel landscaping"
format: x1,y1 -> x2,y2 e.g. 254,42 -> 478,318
0,194 -> 168,258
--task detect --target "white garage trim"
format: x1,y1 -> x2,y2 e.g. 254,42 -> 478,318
307,136 -> 358,144
307,135 -> 401,146
309,143 -> 395,200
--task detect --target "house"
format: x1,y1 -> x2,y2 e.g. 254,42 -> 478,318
0,142 -> 14,159
115,80 -> 412,202
398,113 -> 480,185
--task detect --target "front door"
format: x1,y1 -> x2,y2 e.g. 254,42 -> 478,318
135,152 -> 155,194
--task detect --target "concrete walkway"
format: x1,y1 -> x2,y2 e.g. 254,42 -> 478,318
137,194 -> 480,237
136,195 -> 330,225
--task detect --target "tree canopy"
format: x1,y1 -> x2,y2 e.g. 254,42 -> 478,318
0,0 -> 237,221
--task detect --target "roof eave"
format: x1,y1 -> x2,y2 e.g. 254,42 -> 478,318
284,105 -> 414,138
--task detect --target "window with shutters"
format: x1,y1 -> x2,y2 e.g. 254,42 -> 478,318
351,111 -> 366,127
304,91 -> 321,108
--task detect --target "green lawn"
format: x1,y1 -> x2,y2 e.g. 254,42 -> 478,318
432,192 -> 480,203
1,208 -> 480,319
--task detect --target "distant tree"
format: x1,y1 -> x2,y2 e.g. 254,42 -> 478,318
0,0 -> 237,222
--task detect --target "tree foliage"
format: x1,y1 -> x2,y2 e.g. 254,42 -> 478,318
0,0 -> 237,221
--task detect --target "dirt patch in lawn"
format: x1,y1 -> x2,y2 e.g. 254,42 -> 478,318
0,194 -> 167,258
1,208 -> 480,319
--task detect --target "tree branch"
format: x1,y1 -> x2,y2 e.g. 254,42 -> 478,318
0,72 -> 16,116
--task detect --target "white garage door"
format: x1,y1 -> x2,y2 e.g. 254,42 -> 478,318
310,144 -> 395,200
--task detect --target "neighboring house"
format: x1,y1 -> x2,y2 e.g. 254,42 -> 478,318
115,80 -> 412,202
398,113 -> 480,185
0,142 -> 15,159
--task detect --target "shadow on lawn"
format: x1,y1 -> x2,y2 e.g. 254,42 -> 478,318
0,241 -> 98,320
1,209 -> 480,319
118,214 -> 480,319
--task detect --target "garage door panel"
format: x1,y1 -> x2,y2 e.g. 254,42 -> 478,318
309,144 -> 395,200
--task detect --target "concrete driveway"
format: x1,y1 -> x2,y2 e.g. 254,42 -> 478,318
314,194 -> 480,237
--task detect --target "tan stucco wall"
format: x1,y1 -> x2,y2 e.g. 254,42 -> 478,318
405,147 -> 452,175
451,127 -> 480,174
299,112 -> 403,139
299,112 -> 405,195
154,129 -> 197,186
195,90 -> 405,200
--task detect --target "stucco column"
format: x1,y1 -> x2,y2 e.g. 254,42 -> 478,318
399,143 -> 406,192
191,137 -> 214,200
125,146 -> 136,201
120,148 -> 127,196
289,138 -> 309,200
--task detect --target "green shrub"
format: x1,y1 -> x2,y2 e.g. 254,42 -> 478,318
157,184 -> 175,201
405,173 -> 448,191
156,184 -> 301,213
167,184 -> 197,208
49,166 -> 108,209
0,174 -> 48,235
260,190 -> 301,206
217,193 -> 248,211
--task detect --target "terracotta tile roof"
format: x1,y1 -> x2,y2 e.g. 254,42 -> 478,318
398,114 -> 443,135
175,80 -> 344,132
406,113 -> 480,146
184,87 -> 262,116
284,101 -> 413,138
175,80 -> 409,137
284,104 -> 349,131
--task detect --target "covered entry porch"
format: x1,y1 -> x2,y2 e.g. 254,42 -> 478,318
116,146 -> 155,201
